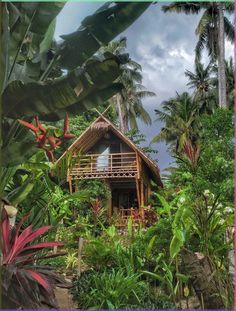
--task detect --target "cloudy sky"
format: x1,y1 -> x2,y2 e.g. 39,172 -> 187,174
55,2 -> 234,173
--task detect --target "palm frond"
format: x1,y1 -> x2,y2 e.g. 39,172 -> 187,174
136,90 -> 156,98
162,2 -> 201,14
224,17 -> 234,43
195,9 -> 211,35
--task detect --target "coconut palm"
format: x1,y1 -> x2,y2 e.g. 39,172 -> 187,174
152,92 -> 200,154
185,61 -> 212,97
185,60 -> 218,114
100,37 -> 155,133
162,2 -> 234,108
211,57 -> 234,109
224,57 -> 234,108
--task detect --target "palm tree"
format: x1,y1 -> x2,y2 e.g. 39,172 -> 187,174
185,60 -> 212,96
211,57 -> 234,109
152,92 -> 200,154
185,60 -> 217,113
100,37 -> 155,133
162,2 -> 234,108
224,57 -> 234,108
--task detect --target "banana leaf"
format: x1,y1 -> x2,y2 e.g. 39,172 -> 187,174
9,2 -> 65,56
0,4 -> 10,94
8,2 -> 65,81
3,56 -> 122,119
2,119 -> 38,167
5,175 -> 35,206
2,137 -> 37,167
58,2 -> 150,70
41,83 -> 123,121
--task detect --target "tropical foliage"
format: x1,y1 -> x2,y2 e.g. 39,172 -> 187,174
0,2 -> 234,310
101,37 -> 155,133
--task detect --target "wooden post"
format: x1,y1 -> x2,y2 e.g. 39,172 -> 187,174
105,181 -> 112,220
68,176 -> 73,194
91,155 -> 93,173
77,237 -> 84,277
140,179 -> 144,206
140,179 -> 145,225
136,152 -> 140,179
135,179 -> 141,208
147,182 -> 151,201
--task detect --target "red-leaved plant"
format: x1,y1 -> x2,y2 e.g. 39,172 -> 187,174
1,209 -> 70,309
91,198 -> 103,224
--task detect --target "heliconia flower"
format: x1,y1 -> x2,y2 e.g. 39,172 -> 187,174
55,141 -> 62,147
18,119 -> 39,132
18,114 -> 74,162
35,116 -> 47,133
47,136 -> 60,149
63,133 -> 75,139
37,131 -> 48,148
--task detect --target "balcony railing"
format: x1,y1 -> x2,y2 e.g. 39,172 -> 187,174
70,152 -> 138,179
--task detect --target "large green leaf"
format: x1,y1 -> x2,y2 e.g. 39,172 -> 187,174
8,3 -> 65,82
0,4 -> 10,94
41,83 -> 123,121
5,175 -> 35,206
170,234 -> 184,258
3,56 -> 122,119
2,119 -> 38,167
58,2 -> 150,70
39,19 -> 56,54
9,2 -> 65,56
0,167 -> 18,197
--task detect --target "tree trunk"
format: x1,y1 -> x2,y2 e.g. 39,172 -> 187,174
123,113 -> 129,134
217,3 -> 227,108
181,248 -> 225,309
116,94 -> 125,133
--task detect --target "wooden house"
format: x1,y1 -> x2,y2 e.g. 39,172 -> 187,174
56,115 -> 163,223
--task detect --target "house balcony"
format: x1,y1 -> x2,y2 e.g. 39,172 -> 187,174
70,152 -> 138,180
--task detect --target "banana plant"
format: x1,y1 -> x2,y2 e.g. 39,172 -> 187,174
1,2 -> 150,168
3,55 -> 124,120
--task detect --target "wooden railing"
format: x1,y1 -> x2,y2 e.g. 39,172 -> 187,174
70,152 -> 138,179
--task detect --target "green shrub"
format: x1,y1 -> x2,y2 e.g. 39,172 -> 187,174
142,218 -> 173,259
41,255 -> 66,269
83,237 -> 123,270
71,268 -> 148,309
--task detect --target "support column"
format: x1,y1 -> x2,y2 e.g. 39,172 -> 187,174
68,176 -> 73,194
105,180 -> 112,221
140,179 -> 145,225
136,179 -> 141,208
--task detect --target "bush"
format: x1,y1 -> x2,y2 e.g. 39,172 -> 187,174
71,268 -> 149,309
41,255 -> 66,269
138,218 -> 173,260
83,237 -> 124,270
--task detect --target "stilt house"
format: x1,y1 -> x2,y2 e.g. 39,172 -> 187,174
56,115 -> 163,222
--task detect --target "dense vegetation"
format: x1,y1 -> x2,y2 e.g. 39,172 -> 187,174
0,2 -> 234,310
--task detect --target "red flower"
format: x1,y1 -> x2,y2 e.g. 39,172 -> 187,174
18,114 -> 74,162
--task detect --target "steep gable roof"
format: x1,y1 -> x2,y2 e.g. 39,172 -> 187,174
56,115 -> 163,186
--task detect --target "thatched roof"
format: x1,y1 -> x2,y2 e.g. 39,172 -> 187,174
56,115 -> 163,187
91,121 -> 109,131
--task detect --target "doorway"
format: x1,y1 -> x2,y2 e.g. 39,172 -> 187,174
112,188 -> 138,217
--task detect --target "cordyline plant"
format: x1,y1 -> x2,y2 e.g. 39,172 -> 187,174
1,209 -> 70,309
91,198 -> 103,224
